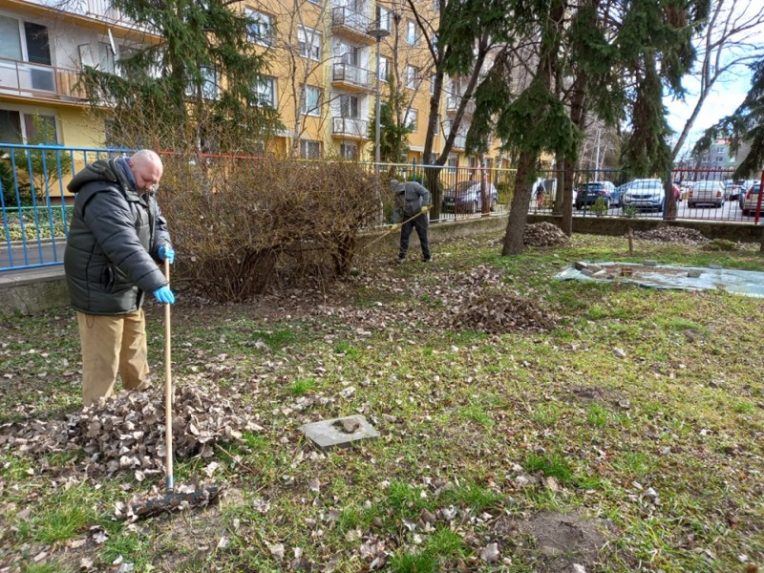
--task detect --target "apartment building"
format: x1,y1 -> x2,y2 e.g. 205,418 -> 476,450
0,0 -> 155,147
0,0 -> 502,170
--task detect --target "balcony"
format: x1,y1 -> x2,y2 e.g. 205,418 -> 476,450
23,0 -> 133,26
331,7 -> 375,44
332,63 -> 372,92
0,58 -> 87,104
446,96 -> 476,116
453,133 -> 467,149
332,117 -> 369,140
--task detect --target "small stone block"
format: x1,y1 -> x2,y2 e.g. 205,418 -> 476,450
300,415 -> 379,450
574,261 -> 589,271
687,270 -> 702,278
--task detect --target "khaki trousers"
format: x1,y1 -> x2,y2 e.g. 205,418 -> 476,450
77,309 -> 150,406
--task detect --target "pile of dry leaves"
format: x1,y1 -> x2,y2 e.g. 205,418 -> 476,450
523,222 -> 570,247
0,385 -> 260,479
450,291 -> 558,334
633,225 -> 707,244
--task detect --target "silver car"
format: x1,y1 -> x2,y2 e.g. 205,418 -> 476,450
687,180 -> 725,208
740,182 -> 763,216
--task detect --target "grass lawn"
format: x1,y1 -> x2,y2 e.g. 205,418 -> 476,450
1,232 -> 763,572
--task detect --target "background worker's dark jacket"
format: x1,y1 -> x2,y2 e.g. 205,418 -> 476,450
64,159 -> 171,315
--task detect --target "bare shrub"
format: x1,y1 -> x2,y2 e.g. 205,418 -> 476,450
160,154 -> 380,301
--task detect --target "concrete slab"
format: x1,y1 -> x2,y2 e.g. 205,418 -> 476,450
299,415 -> 379,450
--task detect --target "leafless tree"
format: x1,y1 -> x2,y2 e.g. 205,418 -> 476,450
671,0 -> 764,159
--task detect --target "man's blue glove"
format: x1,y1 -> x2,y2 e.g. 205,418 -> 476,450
153,286 -> 175,304
158,245 -> 175,264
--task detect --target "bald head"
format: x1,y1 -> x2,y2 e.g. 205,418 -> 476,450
128,149 -> 163,192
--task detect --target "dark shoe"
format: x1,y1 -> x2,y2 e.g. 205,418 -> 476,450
396,257 -> 405,264
422,257 -> 432,263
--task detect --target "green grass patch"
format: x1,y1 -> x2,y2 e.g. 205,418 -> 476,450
441,484 -> 504,511
289,377 -> 317,396
457,403 -> 494,428
586,403 -> 610,428
389,550 -> 438,573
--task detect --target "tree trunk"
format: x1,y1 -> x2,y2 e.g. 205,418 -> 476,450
663,170 -> 677,221
553,151 -> 564,215
671,92 -> 709,160
561,156 -> 575,236
502,152 -> 536,255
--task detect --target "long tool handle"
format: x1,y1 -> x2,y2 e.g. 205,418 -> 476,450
164,258 -> 174,491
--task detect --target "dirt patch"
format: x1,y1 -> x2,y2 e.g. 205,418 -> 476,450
494,511 -> 613,572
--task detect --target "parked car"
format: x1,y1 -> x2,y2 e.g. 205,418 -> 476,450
611,182 -> 630,208
740,182 -> 763,216
621,179 -> 664,212
574,181 -> 615,210
724,179 -> 743,201
441,180 -> 498,213
687,179 -> 725,208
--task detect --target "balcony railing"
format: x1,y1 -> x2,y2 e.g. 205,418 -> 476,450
446,96 -> 476,115
0,58 -> 86,101
332,117 -> 369,138
332,63 -> 371,89
331,7 -> 373,38
25,0 -> 132,25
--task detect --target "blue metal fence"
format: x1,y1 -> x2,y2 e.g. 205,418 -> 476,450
1,143 -> 131,272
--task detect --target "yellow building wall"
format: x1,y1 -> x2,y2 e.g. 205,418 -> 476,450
58,108 -> 105,148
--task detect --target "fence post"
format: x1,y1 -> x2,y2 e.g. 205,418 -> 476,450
756,170 -> 764,226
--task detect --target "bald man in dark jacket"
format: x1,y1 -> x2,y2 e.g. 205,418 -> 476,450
64,149 -> 175,406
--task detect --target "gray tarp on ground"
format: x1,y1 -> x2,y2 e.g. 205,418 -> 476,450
556,263 -> 764,298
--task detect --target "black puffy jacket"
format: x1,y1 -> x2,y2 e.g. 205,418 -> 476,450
64,159 -> 171,315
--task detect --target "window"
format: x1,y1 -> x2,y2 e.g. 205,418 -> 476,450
0,17 -> 51,65
0,109 -> 23,143
79,42 -> 115,73
301,85 -> 321,116
340,142 -> 358,160
255,76 -> 276,107
376,5 -> 391,31
378,56 -> 389,82
298,27 -> 322,60
24,22 -> 51,65
0,109 -> 58,143
404,108 -> 417,130
0,16 -> 22,60
185,67 -> 218,99
0,17 -> 54,91
406,65 -> 419,89
406,20 -> 417,45
300,139 -> 321,159
447,154 -> 458,173
339,94 -> 360,118
246,9 -> 274,46
337,42 -> 359,65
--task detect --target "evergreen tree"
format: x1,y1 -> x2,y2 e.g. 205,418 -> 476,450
368,100 -> 413,164
79,0 -> 281,152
